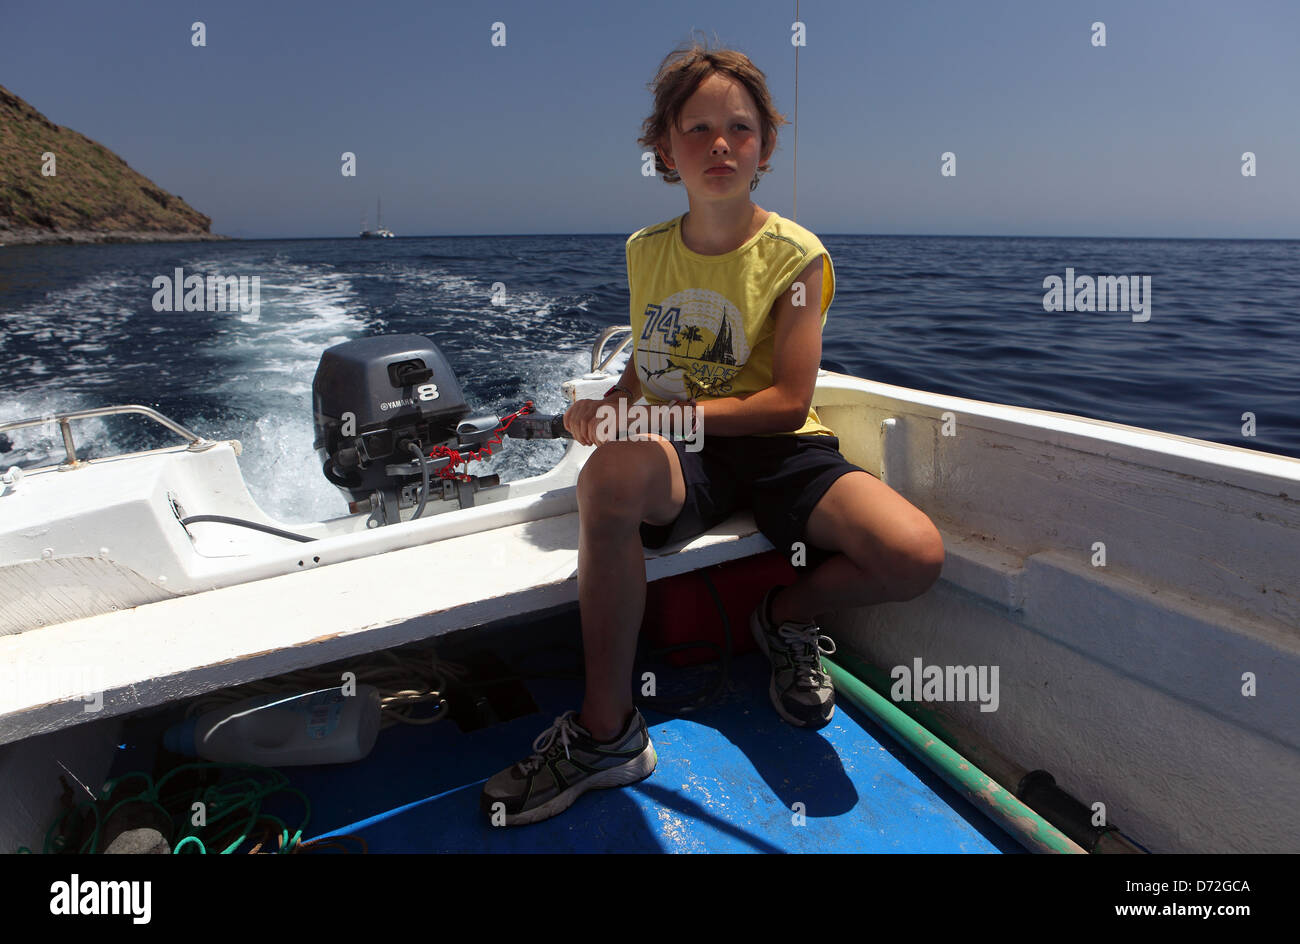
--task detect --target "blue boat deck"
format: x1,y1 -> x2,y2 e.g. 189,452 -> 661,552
100,611 -> 1022,854
271,653 -> 1018,854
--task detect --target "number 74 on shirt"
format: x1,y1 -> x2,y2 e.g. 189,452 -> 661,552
641,305 -> 682,346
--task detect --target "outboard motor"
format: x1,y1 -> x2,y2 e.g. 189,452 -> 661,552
313,335 -> 568,527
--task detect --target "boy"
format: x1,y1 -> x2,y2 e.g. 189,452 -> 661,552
481,41 -> 944,826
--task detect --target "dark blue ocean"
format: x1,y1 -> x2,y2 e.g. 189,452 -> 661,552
1,235 -> 1297,523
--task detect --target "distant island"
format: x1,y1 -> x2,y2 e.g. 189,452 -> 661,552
0,84 -> 225,246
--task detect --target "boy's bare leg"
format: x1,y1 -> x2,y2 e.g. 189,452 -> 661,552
769,470 -> 945,625
573,438 -> 685,741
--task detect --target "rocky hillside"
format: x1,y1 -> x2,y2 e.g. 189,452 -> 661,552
0,84 -> 224,245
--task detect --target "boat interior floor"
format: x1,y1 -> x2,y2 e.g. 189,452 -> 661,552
101,612 -> 1021,854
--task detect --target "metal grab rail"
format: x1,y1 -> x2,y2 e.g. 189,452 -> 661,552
590,325 -> 633,375
0,404 -> 216,468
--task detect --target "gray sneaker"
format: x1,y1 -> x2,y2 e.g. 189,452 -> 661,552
480,709 -> 657,826
750,586 -> 837,728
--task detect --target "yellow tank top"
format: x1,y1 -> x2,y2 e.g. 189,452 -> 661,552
624,210 -> 836,436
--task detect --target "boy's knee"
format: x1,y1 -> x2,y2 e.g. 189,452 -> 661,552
891,524 -> 945,599
577,443 -> 654,521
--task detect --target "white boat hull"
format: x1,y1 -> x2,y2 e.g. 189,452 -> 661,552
809,377 -> 1300,854
2,368 -> 1297,852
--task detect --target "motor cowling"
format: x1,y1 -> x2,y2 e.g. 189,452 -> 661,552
312,334 -> 573,526
313,335 -> 483,522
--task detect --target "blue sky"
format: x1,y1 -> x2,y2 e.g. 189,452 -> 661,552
4,0 -> 1297,239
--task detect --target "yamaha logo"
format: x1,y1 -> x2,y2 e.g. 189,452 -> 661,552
378,384 -> 437,412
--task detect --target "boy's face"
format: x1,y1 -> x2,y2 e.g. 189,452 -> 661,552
658,73 -> 773,198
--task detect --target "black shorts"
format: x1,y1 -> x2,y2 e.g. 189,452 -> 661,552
639,433 -> 872,569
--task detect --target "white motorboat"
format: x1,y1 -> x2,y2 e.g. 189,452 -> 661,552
1,326 -> 1296,854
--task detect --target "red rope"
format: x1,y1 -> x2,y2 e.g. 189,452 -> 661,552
426,401 -> 535,481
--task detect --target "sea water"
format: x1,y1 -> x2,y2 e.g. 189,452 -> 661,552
1,234 -> 1296,525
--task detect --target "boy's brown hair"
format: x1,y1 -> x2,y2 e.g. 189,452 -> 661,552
638,36 -> 789,193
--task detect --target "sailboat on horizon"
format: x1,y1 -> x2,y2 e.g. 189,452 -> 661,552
359,197 -> 395,238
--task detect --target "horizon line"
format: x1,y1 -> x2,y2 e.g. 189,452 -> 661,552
222,232 -> 1300,242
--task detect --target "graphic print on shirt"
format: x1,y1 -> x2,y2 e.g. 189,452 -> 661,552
637,287 -> 753,402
